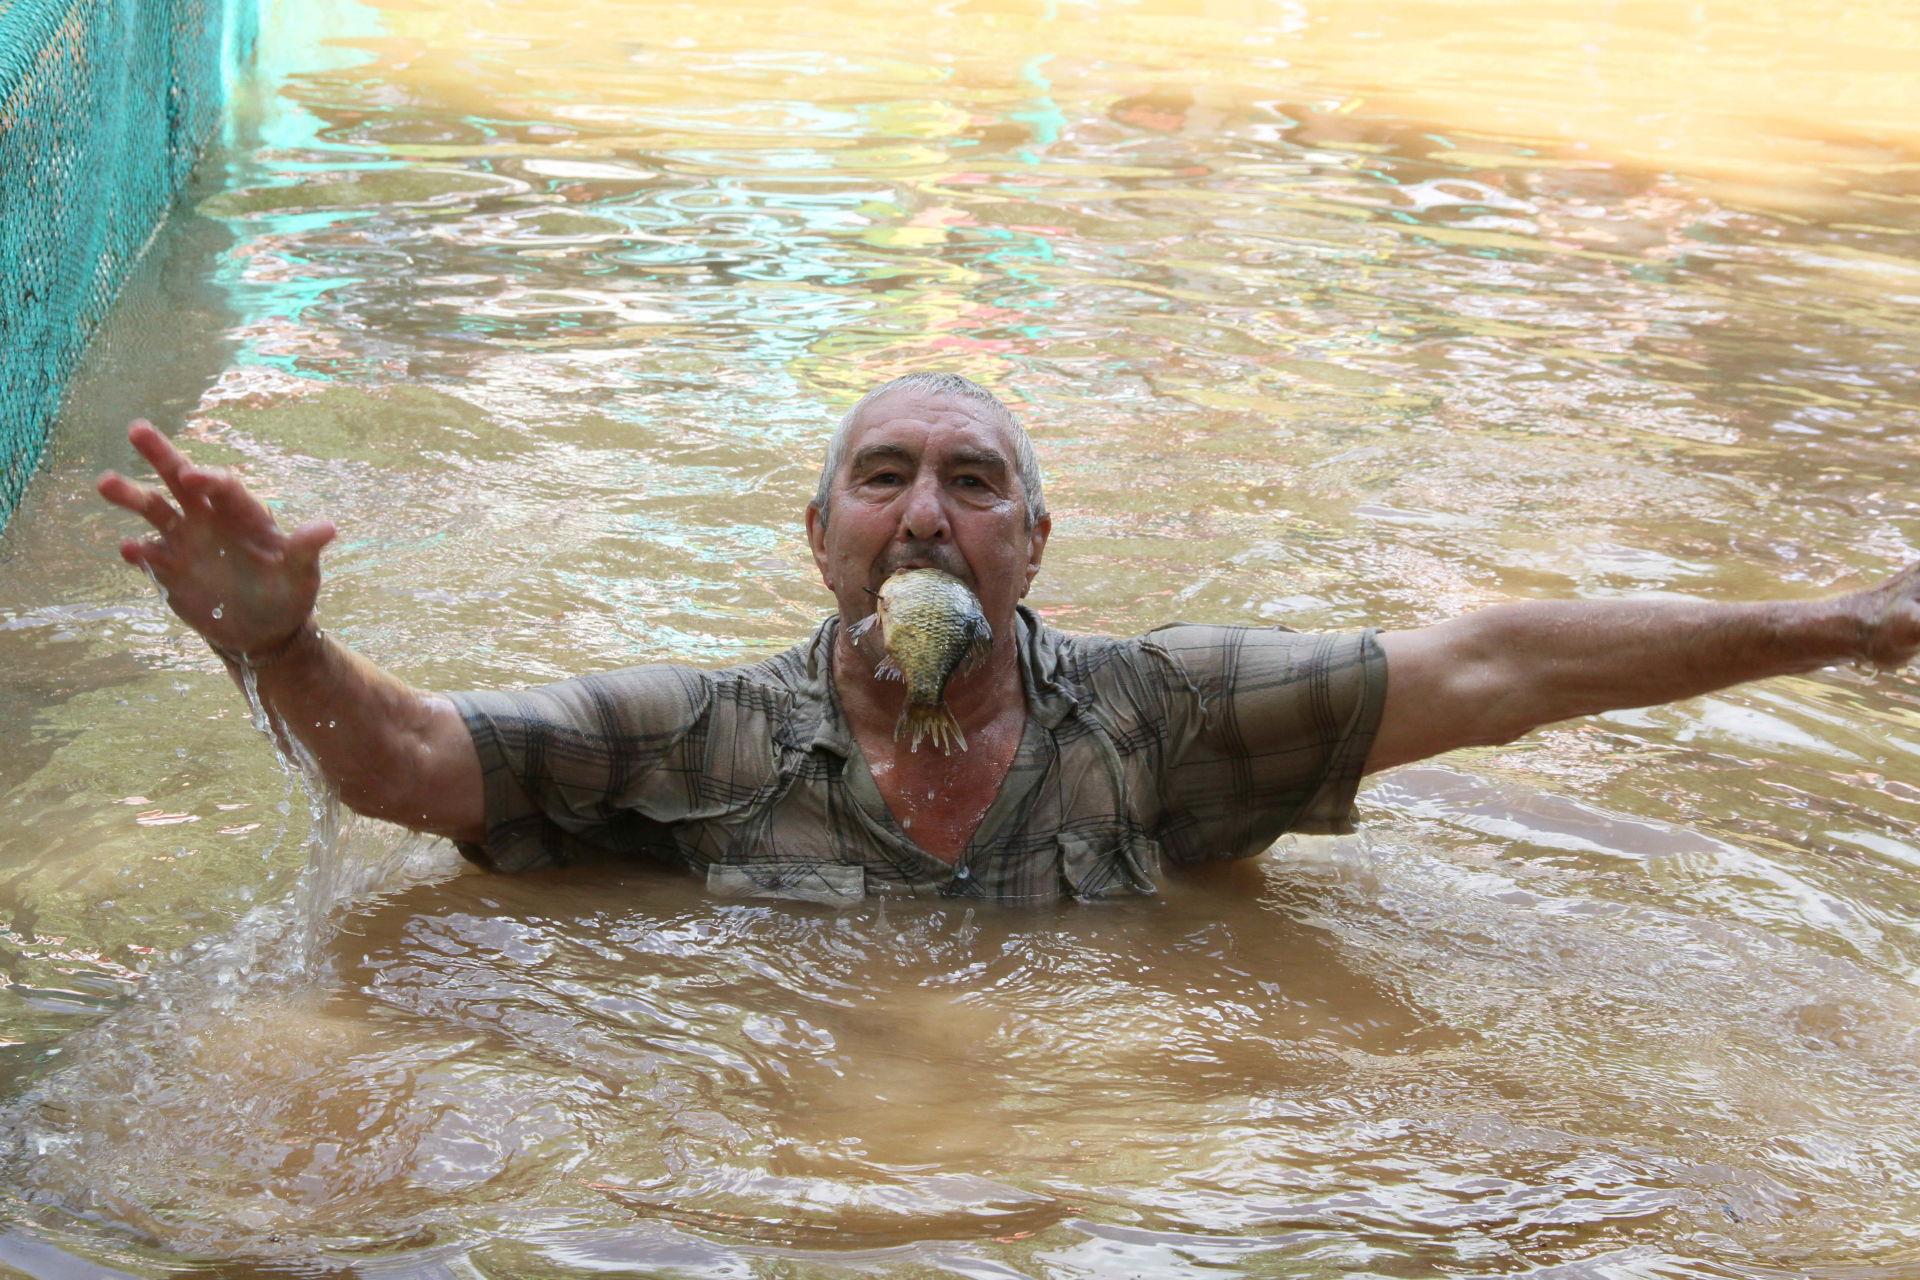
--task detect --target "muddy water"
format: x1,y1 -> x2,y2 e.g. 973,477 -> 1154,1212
4,0 -> 1920,1273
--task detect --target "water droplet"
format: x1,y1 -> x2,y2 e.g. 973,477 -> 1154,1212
210,605 -> 223,619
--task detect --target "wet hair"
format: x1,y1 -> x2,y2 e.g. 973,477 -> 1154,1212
810,372 -> 1047,530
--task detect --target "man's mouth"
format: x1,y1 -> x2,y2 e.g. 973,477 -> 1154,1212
876,546 -> 970,584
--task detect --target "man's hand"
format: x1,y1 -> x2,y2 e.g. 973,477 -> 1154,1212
96,419 -> 485,843
96,420 -> 335,661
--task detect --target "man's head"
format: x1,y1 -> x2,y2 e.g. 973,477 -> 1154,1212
807,372 -> 1051,630
810,373 -> 1046,532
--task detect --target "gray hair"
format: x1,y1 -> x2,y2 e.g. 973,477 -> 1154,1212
810,372 -> 1047,529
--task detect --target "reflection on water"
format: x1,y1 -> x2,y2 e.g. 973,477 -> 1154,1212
2,0 -> 1920,1272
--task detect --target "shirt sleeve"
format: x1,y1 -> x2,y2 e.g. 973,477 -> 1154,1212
1135,624 -> 1387,862
448,664 -> 720,873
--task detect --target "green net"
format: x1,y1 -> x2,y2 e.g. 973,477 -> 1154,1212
0,0 -> 257,531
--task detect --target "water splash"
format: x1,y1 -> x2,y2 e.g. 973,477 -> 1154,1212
141,560 -> 358,979
0,824 -> 456,1258
0,578 -> 460,1256
232,655 -> 359,975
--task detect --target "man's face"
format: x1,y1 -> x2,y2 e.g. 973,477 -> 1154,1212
807,389 -> 1050,631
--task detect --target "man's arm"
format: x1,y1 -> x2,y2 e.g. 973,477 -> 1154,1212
1364,573 -> 1920,775
97,421 -> 484,842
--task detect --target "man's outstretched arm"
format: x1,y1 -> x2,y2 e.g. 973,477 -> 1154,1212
1365,571 -> 1920,774
97,420 -> 485,842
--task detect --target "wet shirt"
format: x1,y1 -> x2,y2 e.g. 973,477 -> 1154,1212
450,608 -> 1386,904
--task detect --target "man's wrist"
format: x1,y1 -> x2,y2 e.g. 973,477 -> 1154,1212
1768,596 -> 1863,667
210,618 -> 325,671
1817,584 -> 1899,671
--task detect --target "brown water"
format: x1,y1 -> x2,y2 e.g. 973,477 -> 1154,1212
4,0 -> 1920,1273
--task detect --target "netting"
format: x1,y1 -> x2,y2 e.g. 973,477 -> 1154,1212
0,0 -> 257,531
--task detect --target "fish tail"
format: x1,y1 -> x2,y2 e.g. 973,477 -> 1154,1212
896,701 -> 968,755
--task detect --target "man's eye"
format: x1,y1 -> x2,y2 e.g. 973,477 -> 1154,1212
954,475 -> 984,489
868,471 -> 902,485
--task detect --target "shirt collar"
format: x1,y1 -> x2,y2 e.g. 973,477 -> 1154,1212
784,605 -> 1079,756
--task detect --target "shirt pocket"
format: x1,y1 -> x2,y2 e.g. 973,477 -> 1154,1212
1057,827 -> 1162,900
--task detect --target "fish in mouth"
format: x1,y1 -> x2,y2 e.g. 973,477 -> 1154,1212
848,567 -> 993,754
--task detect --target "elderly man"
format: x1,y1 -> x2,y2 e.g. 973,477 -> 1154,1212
97,372 -> 1920,903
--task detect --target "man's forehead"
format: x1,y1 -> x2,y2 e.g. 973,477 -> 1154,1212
844,390 -> 1012,453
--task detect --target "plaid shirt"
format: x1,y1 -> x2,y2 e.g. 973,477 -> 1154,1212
451,608 -> 1385,904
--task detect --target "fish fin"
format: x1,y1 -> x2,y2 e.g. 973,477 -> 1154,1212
958,616 -> 994,677
874,656 -> 906,682
848,613 -> 880,645
897,702 -> 967,755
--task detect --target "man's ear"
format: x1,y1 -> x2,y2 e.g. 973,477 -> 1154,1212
806,502 -> 833,591
1021,513 -> 1051,597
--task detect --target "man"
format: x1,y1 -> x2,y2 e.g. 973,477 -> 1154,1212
97,372 -> 1920,903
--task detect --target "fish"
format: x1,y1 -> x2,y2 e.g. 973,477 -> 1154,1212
846,568 -> 993,754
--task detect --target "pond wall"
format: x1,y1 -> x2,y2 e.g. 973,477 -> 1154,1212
0,0 -> 257,531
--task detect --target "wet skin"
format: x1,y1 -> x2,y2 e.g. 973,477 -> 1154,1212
806,388 -> 1050,863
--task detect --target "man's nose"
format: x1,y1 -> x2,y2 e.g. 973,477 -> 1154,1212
898,471 -> 949,541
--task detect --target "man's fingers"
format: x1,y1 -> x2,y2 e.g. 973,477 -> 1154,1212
287,518 -> 337,568
116,419 -> 335,596
118,534 -> 178,575
126,419 -> 210,513
97,471 -> 183,533
180,466 -> 277,537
